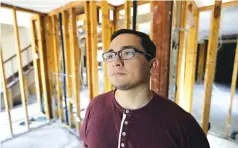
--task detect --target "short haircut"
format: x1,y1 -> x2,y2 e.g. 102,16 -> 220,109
111,29 -> 156,61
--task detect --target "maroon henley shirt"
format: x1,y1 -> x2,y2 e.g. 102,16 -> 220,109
80,90 -> 210,148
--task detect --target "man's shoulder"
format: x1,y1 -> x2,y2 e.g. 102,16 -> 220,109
153,93 -> 185,112
152,93 -> 192,120
88,90 -> 114,108
153,93 -> 201,128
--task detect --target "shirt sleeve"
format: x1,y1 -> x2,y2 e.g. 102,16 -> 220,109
185,113 -> 210,148
80,101 -> 93,146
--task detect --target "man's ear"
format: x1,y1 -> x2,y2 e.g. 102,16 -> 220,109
150,58 -> 159,74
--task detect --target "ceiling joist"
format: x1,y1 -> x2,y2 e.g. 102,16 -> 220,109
1,3 -> 46,15
48,1 -> 84,16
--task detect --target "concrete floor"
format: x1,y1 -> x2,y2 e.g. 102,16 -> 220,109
192,82 -> 238,136
0,95 -> 47,141
1,123 -> 237,148
1,123 -> 83,148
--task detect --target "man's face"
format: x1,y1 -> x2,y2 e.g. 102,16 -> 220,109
106,33 -> 151,90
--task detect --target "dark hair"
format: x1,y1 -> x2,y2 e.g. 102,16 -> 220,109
111,29 -> 156,61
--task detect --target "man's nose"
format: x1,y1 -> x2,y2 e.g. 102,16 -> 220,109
111,55 -> 124,67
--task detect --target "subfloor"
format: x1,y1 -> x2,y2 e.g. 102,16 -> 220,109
1,122 -> 237,148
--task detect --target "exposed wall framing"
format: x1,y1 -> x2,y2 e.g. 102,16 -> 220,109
183,3 -> 199,113
101,1 -> 112,92
201,0 -> 222,134
151,1 -> 173,97
197,41 -> 207,83
51,15 -> 64,121
0,48 -> 13,136
13,8 -> 29,130
89,1 -> 99,98
175,1 -> 189,104
30,18 -> 43,112
69,7 -> 81,132
225,39 -> 238,136
36,15 -> 53,120
84,2 -> 94,100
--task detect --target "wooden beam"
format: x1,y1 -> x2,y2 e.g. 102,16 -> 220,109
24,76 -> 28,102
30,19 -> 42,112
84,2 -> 94,100
175,1 -> 188,104
101,1 -> 111,92
183,4 -> 199,113
108,20 -> 115,91
43,16 -> 55,117
12,8 -> 29,130
1,3 -> 46,15
69,7 -> 81,132
0,48 -> 13,136
149,2 -> 153,89
48,1 -> 84,16
201,0 -> 222,135
63,11 -> 75,127
117,1 -> 151,11
225,39 -> 238,136
89,1 -> 99,98
199,1 -> 238,12
76,14 -> 86,21
51,15 -> 64,121
197,41 -> 206,83
96,1 -> 115,10
151,1 -> 173,97
114,7 -> 120,31
36,15 -> 53,120
8,89 -> 13,108
150,3 -> 153,40
124,1 -> 131,29
168,0 -> 180,100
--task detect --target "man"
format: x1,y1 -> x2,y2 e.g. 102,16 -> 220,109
80,29 -> 210,148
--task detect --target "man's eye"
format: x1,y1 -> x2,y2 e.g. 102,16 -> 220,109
124,52 -> 133,56
107,54 -> 114,59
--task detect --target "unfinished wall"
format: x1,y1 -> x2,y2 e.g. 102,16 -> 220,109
1,24 -> 34,109
1,24 -> 32,79
1,70 -> 35,109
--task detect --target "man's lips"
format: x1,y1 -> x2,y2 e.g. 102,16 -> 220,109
112,72 -> 126,76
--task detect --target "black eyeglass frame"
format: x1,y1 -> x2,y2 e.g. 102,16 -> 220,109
102,46 -> 153,62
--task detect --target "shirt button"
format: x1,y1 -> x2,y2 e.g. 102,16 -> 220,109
122,132 -> 126,136
125,110 -> 129,114
121,143 -> 125,147
124,121 -> 128,125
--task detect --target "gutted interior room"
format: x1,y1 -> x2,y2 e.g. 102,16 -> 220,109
0,0 -> 238,147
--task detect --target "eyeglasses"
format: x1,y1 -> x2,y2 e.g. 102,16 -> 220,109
102,46 -> 153,62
